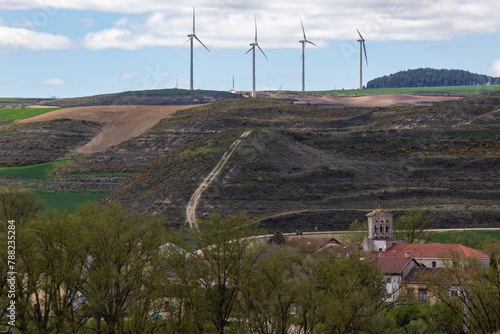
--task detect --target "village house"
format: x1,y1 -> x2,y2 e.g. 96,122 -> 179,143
373,257 -> 420,303
362,208 -> 490,303
376,243 -> 490,268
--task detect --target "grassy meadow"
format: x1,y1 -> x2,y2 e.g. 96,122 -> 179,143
35,190 -> 108,214
0,160 -> 73,179
0,107 -> 61,122
434,229 -> 500,244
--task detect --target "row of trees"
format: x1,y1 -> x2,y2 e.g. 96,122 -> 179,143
1,188 -> 500,333
366,68 -> 500,89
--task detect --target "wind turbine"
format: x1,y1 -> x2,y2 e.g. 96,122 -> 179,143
245,18 -> 268,98
356,29 -> 368,89
184,7 -> 210,90
299,17 -> 316,92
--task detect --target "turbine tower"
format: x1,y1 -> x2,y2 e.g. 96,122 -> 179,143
185,7 -> 209,90
356,29 -> 368,90
245,18 -> 268,98
299,17 -> 316,92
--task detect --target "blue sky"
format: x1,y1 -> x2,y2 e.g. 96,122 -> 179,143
1,0 -> 499,98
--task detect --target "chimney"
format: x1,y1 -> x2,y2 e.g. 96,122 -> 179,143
405,250 -> 411,258
393,250 -> 396,257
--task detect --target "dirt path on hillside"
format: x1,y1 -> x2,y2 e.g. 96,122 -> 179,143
294,94 -> 463,107
186,131 -> 253,230
18,105 -> 197,153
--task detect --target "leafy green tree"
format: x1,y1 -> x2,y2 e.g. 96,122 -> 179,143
268,231 -> 286,245
316,256 -> 388,333
161,236 -> 209,334
293,250 -> 329,334
394,210 -> 435,244
338,219 -> 367,246
420,256 -> 500,333
0,186 -> 44,223
14,211 -> 91,333
237,244 -> 302,334
75,203 -> 166,334
0,188 -> 43,332
190,212 -> 262,334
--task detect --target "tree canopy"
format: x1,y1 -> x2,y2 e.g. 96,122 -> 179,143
367,68 -> 500,88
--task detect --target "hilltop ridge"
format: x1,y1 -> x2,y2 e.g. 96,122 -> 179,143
367,68 -> 500,89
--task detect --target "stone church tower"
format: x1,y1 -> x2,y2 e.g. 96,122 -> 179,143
367,209 -> 393,239
362,209 -> 403,252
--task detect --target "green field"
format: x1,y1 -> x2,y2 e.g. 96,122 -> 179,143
0,107 -> 61,122
35,190 -> 108,214
435,230 -> 500,242
434,230 -> 500,250
277,85 -> 500,97
0,160 -> 73,179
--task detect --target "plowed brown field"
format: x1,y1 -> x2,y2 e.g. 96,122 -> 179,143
294,94 -> 463,107
18,105 -> 197,153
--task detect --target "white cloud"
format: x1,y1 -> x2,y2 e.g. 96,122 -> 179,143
81,18 -> 94,27
0,26 -> 72,51
77,0 -> 500,51
4,0 -> 500,51
120,73 -> 134,82
489,59 -> 500,77
39,78 -> 66,85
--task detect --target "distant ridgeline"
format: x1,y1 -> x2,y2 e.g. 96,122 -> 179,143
367,68 -> 500,88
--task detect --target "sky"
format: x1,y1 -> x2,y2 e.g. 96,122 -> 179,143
1,0 -> 500,98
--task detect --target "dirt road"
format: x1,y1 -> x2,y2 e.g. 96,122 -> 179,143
185,131 -> 253,230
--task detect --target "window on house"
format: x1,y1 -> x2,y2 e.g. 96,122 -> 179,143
432,261 -> 437,268
419,289 -> 428,302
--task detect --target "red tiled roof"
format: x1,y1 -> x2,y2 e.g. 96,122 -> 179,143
382,243 -> 488,259
373,257 -> 415,274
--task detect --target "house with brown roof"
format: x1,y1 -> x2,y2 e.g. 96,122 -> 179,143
373,257 -> 421,302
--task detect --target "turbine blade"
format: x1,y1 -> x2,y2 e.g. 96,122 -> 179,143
192,7 -> 195,34
195,36 -> 210,52
257,44 -> 268,61
300,17 -> 306,40
244,46 -> 254,55
306,40 -> 317,47
363,41 -> 368,65
182,37 -> 192,47
356,28 -> 364,40
254,17 -> 258,43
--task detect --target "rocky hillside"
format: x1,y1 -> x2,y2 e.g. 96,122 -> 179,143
104,92 -> 500,231
1,90 -> 498,231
